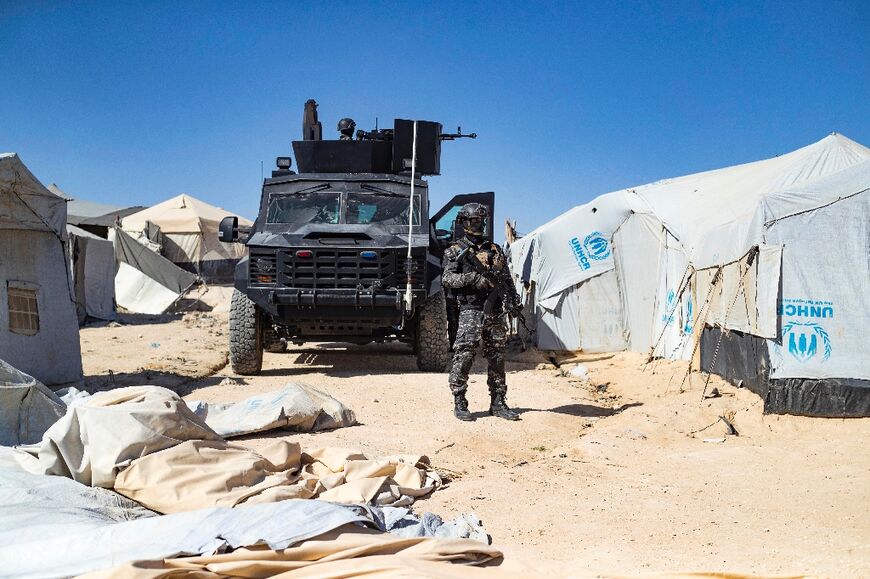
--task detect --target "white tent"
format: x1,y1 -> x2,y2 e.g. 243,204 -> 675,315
113,227 -> 198,315
67,224 -> 116,322
512,134 -> 870,416
120,194 -> 252,282
0,154 -> 83,385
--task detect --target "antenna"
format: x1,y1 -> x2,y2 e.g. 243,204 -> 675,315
403,121 -> 417,312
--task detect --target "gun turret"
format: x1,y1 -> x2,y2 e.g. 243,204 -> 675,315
290,101 -> 477,176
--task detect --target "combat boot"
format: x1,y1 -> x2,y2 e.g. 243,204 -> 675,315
453,394 -> 474,421
489,393 -> 520,421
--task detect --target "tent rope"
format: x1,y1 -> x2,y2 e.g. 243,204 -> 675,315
677,266 -> 723,392
643,260 -> 692,373
700,247 -> 758,401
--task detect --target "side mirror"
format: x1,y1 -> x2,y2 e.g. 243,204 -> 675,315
218,216 -> 239,243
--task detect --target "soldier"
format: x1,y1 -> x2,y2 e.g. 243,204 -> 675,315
337,118 -> 356,141
441,203 -> 520,422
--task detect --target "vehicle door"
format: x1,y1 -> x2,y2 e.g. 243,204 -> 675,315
430,192 -> 495,258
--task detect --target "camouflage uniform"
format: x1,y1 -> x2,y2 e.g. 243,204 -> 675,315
442,236 -> 519,420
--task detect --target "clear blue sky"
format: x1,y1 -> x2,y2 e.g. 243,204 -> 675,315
2,1 -> 868,235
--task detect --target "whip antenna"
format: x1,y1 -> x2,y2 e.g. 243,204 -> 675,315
403,121 -> 418,311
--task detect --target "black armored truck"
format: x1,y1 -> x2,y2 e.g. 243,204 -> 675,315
219,101 -> 494,374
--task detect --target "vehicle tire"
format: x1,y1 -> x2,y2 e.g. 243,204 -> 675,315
263,322 -> 287,353
229,289 -> 263,375
415,291 -> 451,372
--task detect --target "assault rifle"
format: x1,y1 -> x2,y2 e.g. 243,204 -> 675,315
455,244 -> 534,338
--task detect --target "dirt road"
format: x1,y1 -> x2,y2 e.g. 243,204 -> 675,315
81,310 -> 870,577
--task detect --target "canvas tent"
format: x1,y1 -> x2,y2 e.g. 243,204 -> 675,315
67,224 -> 116,322
0,153 -> 83,385
120,194 -> 252,282
511,133 -> 870,416
48,183 -> 143,238
113,227 -> 197,315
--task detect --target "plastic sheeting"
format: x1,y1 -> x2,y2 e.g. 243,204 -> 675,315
0,468 -> 375,579
0,360 -> 65,446
187,383 -> 358,438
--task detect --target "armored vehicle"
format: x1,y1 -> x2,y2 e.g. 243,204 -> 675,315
219,101 -> 494,374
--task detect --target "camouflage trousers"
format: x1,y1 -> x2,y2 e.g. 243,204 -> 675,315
448,308 -> 508,397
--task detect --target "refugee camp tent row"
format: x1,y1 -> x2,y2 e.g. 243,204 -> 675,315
0,154 -> 83,385
510,133 -> 870,417
48,183 -> 144,238
121,193 -> 253,282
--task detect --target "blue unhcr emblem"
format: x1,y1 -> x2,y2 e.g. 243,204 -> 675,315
783,322 -> 831,363
583,232 -> 611,261
662,290 -> 676,325
682,298 -> 693,335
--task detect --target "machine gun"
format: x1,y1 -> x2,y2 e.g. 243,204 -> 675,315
356,126 -> 476,142
439,127 -> 477,140
455,244 -> 534,338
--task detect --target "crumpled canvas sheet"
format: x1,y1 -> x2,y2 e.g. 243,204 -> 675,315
36,385 -> 439,513
114,439 -> 440,514
0,359 -> 66,446
186,382 -> 358,438
0,446 -> 488,578
38,386 -> 222,487
78,527 -> 507,579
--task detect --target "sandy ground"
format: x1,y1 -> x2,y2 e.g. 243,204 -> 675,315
80,304 -> 870,578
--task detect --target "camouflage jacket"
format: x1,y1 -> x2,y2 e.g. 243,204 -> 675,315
441,237 -> 513,310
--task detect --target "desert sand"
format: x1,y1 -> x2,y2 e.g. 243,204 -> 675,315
79,302 -> 870,578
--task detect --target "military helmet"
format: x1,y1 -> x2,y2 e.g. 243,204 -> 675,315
337,118 -> 356,134
457,203 -> 487,237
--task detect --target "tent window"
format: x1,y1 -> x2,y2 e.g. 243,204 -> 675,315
8,286 -> 39,336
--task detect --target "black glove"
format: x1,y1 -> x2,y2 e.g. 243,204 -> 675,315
473,273 -> 492,290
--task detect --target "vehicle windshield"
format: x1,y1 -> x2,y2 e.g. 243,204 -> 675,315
346,193 -> 420,225
267,192 -> 341,225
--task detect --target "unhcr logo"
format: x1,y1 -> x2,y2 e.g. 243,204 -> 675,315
783,322 -> 832,363
569,237 -> 591,270
583,232 -> 611,261
777,298 -> 834,319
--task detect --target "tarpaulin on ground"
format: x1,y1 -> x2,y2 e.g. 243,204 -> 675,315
0,359 -> 65,446
1,445 -> 489,578
187,383 -> 358,438
114,440 -> 439,513
38,386 -> 222,487
79,530 -> 506,579
36,385 -> 438,513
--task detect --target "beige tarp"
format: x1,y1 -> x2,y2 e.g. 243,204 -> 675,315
114,440 -> 438,514
38,385 -> 438,514
38,387 -> 222,487
79,527 -> 508,579
188,383 -> 358,438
